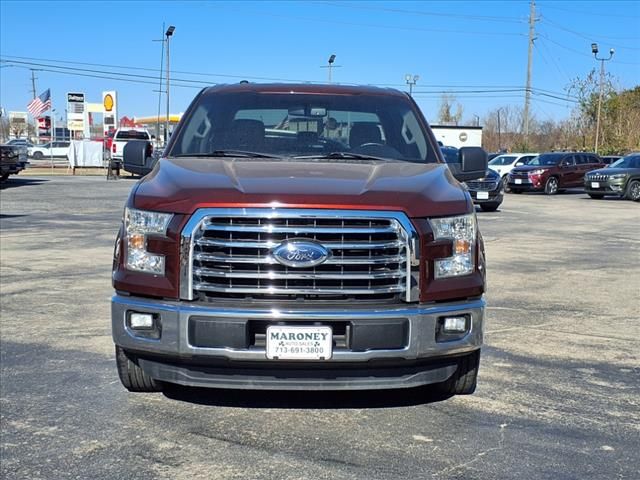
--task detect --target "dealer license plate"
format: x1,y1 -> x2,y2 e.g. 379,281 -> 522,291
266,325 -> 332,360
477,191 -> 489,200
515,179 -> 523,184
591,182 -> 600,188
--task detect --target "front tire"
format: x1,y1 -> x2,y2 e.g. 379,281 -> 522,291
544,177 -> 559,195
115,346 -> 162,392
588,193 -> 605,199
33,151 -> 43,160
502,175 -> 511,193
625,180 -> 640,201
436,350 -> 480,395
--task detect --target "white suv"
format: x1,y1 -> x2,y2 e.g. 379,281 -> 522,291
111,128 -> 151,161
488,153 -> 538,189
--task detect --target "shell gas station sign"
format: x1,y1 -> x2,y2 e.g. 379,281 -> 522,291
102,91 -> 117,133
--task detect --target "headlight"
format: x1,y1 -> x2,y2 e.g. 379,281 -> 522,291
609,174 -> 627,181
429,214 -> 476,279
529,169 -> 546,175
124,207 -> 173,274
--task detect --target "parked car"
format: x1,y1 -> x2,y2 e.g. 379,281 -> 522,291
111,128 -> 151,163
488,153 -> 537,192
600,155 -> 621,166
584,153 -> 640,201
508,152 -> 604,195
6,138 -> 34,149
465,168 -> 504,211
112,83 -> 489,397
1,143 -> 29,181
28,141 -> 71,159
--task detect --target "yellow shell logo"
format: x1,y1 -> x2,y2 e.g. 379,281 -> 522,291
103,94 -> 114,112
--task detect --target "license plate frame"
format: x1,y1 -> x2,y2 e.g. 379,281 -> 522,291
266,325 -> 333,360
477,191 -> 489,200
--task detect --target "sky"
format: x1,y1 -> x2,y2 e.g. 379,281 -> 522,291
1,0 -> 639,126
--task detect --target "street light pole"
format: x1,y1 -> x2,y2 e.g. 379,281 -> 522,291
165,25 -> 175,145
591,43 -> 614,154
405,74 -> 419,97
497,108 -> 502,152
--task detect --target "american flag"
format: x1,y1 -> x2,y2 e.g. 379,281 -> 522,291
27,89 -> 51,118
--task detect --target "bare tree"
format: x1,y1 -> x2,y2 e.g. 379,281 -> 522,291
437,94 -> 464,125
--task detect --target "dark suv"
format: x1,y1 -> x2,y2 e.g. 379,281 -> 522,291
584,153 -> 640,201
508,152 -> 604,195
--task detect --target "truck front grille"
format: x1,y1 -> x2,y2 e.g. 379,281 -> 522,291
466,180 -> 497,190
181,209 -> 418,303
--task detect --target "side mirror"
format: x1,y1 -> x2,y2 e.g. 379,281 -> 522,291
123,140 -> 156,176
515,162 -> 524,166
447,147 -> 488,182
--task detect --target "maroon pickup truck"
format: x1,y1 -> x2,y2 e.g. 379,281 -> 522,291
112,83 -> 488,397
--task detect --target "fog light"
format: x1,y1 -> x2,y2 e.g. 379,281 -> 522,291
129,312 -> 154,329
443,316 -> 468,333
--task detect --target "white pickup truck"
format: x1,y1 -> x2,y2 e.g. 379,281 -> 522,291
111,128 -> 152,162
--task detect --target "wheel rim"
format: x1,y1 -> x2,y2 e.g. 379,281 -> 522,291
631,182 -> 640,201
547,178 -> 558,194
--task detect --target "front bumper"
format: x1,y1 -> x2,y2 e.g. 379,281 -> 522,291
468,189 -> 503,204
112,295 -> 485,390
507,176 -> 542,191
584,179 -> 626,196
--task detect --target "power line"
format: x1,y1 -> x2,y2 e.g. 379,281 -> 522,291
536,2 -> 640,20
537,34 -> 640,65
1,54 -> 581,99
321,1 -> 526,24
0,54 -> 316,84
540,16 -> 640,49
221,10 -> 526,37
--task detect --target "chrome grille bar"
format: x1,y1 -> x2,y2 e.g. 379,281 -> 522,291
204,224 -> 398,234
195,238 -> 404,250
194,267 -> 405,280
180,208 -> 420,302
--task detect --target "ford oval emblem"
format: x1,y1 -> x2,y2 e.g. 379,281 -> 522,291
271,240 -> 330,268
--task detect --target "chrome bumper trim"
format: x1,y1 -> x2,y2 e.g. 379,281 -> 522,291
112,295 -> 485,362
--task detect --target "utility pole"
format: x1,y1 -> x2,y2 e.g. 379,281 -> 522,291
497,108 -> 502,152
154,23 -> 165,149
523,0 -> 536,145
30,69 -> 37,99
591,43 -> 614,154
165,25 -> 175,145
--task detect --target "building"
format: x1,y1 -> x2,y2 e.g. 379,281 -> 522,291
431,125 -> 483,149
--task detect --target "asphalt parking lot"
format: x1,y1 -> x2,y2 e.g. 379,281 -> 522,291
1,175 -> 638,480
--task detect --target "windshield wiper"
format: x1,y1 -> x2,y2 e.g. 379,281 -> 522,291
172,150 -> 282,159
293,152 -> 404,162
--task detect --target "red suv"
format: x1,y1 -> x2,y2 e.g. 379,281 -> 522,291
508,152 -> 604,195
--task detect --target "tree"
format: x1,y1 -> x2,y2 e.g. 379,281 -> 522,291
437,94 -> 463,125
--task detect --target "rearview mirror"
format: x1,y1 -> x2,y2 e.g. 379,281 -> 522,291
446,147 -> 488,182
288,106 -> 327,117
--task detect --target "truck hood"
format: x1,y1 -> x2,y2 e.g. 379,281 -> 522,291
133,157 -> 471,217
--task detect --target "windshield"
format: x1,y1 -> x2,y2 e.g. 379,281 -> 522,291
527,154 -> 563,166
488,155 -> 517,166
610,154 -> 640,169
168,91 -> 437,163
